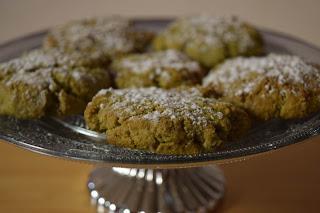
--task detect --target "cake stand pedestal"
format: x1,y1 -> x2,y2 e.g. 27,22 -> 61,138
88,166 -> 224,212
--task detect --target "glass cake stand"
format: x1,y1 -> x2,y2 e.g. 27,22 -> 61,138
1,19 -> 320,212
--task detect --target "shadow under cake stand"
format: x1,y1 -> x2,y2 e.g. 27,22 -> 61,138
1,20 -> 320,212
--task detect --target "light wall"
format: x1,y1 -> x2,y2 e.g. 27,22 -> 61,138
0,0 -> 319,46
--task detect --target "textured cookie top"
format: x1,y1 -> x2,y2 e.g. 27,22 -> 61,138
165,15 -> 258,52
187,15 -> 254,49
115,49 -> 201,74
86,87 -> 251,154
0,50 -> 61,88
203,54 -> 320,94
44,16 -> 145,56
0,49 -> 108,76
94,87 -> 226,127
0,49 -> 110,91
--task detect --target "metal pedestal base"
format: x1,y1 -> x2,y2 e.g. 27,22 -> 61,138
88,166 -> 225,212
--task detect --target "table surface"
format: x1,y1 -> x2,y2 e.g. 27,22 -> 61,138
1,0 -> 320,212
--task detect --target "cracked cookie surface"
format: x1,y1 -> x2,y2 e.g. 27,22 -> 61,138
84,87 -> 251,154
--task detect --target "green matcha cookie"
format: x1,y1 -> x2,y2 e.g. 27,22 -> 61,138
84,87 -> 251,154
153,15 -> 263,68
203,54 -> 320,120
0,49 -> 112,119
44,16 -> 154,59
111,50 -> 206,89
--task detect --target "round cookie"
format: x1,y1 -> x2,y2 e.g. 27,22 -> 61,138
153,15 -> 263,68
43,16 -> 154,59
203,54 -> 320,120
0,49 -> 112,119
111,50 -> 206,89
84,87 -> 251,154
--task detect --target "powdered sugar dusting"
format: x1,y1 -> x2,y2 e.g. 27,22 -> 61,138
0,48 -> 106,77
119,49 -> 201,74
95,87 -> 225,126
203,54 -> 320,94
0,51 -> 56,74
5,68 -> 54,89
47,16 -> 136,55
0,49 -> 104,90
166,15 -> 257,53
142,111 -> 161,122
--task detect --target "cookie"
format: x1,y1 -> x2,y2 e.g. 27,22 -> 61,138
203,54 -> 320,120
111,49 -> 205,89
153,15 -> 263,68
84,87 -> 251,154
0,49 -> 112,119
43,16 -> 153,59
